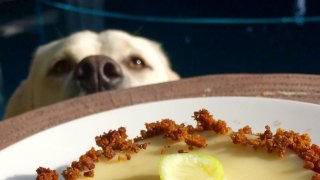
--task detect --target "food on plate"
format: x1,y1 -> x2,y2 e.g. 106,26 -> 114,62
159,153 -> 224,180
36,109 -> 320,180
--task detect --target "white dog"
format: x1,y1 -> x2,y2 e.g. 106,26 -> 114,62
4,30 -> 179,118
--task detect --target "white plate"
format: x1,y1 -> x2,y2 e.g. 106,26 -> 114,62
1,97 -> 320,180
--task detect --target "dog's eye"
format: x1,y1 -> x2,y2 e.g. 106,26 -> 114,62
50,59 -> 74,75
126,55 -> 147,70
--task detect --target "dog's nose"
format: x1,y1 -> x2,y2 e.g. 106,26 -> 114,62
74,55 -> 123,93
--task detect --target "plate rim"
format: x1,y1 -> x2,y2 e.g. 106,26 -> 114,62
1,96 -> 320,152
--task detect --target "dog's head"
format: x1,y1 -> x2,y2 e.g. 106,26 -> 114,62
4,30 -> 179,118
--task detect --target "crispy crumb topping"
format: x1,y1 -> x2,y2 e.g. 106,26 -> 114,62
36,167 -> 58,180
231,125 -> 320,174
178,149 -> 188,153
61,147 -> 100,179
59,127 -> 147,180
139,119 -> 208,148
95,127 -> 145,157
36,109 -> 320,180
193,109 -> 229,134
312,174 -> 320,180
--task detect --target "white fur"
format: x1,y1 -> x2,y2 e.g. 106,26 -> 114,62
4,30 -> 179,118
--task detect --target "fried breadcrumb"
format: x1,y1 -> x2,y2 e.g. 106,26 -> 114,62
37,109 -> 320,180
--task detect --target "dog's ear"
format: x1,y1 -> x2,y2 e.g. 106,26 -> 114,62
4,80 -> 33,119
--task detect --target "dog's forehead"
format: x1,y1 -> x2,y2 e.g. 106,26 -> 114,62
65,31 -> 99,45
99,30 -> 135,41
61,31 -> 101,61
35,31 -> 101,62
33,30 -> 170,69
99,30 -> 138,53
98,30 -> 168,64
99,30 -> 160,48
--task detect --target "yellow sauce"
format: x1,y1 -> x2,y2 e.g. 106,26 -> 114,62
79,132 -> 313,180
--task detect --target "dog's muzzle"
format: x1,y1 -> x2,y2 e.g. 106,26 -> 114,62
74,55 -> 124,93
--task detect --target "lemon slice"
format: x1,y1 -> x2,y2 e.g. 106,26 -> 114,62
159,153 -> 224,180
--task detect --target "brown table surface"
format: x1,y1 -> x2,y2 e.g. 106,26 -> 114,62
1,73 -> 320,150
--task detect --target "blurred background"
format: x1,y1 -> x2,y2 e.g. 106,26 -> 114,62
1,0 -> 320,118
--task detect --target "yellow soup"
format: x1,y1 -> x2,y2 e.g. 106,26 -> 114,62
79,132 -> 313,180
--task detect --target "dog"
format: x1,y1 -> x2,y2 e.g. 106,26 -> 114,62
4,30 -> 179,118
